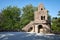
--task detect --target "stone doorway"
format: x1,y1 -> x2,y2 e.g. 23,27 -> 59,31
38,25 -> 43,33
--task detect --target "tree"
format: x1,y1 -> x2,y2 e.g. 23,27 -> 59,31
51,11 -> 60,32
20,4 -> 37,29
51,17 -> 58,31
0,13 -> 4,30
1,6 -> 21,30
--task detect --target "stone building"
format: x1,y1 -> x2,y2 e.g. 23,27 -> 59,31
22,4 -> 51,33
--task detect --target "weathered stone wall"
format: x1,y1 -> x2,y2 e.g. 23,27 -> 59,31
34,4 -> 48,23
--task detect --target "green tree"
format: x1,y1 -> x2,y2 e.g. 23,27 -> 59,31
0,13 -> 4,30
1,6 -> 21,30
52,11 -> 60,32
51,17 -> 58,31
20,4 -> 37,29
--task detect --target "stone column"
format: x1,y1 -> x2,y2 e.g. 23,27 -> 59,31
35,25 -> 38,33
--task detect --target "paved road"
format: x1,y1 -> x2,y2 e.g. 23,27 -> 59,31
0,32 -> 60,40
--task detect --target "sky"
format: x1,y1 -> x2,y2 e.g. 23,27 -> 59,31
0,0 -> 60,17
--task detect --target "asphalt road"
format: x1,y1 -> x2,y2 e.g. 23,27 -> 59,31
0,32 -> 60,40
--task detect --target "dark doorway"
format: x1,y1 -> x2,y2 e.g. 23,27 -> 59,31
38,25 -> 43,33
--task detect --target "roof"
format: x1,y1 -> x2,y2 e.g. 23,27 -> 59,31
22,21 -> 34,32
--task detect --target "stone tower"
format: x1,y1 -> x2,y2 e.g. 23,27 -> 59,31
34,4 -> 51,33
22,4 -> 51,33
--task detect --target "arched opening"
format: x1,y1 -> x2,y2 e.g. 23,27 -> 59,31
28,27 -> 33,32
41,8 -> 43,10
41,16 -> 45,20
38,25 -> 43,33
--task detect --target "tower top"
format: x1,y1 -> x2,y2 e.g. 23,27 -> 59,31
38,3 -> 45,11
39,3 -> 44,7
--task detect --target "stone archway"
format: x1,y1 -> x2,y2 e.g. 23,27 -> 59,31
38,25 -> 43,33
28,27 -> 33,32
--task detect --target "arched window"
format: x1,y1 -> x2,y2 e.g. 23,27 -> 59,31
28,27 -> 33,32
41,8 -> 43,10
38,25 -> 42,29
41,16 -> 45,20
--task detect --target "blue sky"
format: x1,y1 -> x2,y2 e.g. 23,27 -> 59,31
0,0 -> 60,17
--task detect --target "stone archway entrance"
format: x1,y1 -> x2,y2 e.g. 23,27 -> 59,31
38,25 -> 43,33
28,27 -> 33,32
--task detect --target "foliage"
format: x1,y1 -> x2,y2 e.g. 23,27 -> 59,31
20,4 -> 37,28
0,13 -> 3,29
51,11 -> 60,32
0,6 -> 21,30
